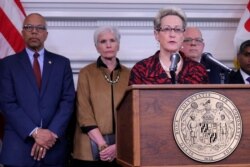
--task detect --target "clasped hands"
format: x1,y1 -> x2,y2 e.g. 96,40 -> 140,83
99,144 -> 116,162
31,128 -> 58,161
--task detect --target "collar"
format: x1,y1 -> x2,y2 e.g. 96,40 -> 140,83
26,48 -> 45,56
240,69 -> 250,84
25,48 -> 45,64
96,56 -> 121,70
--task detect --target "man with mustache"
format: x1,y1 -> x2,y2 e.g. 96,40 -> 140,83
0,13 -> 75,167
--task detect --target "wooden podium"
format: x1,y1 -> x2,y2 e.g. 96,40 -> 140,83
116,85 -> 250,167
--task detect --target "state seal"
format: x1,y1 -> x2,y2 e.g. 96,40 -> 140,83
173,91 -> 242,163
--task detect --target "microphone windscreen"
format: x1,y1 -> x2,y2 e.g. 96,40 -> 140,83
169,53 -> 181,72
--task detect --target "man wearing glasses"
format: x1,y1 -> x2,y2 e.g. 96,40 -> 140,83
181,27 -> 229,84
0,13 -> 75,167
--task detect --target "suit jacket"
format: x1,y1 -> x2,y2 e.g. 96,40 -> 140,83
200,56 -> 230,84
0,49 -> 75,166
228,70 -> 245,84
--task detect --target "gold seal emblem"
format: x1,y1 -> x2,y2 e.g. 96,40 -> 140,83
173,91 -> 242,163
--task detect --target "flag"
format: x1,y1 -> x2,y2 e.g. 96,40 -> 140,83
234,1 -> 250,55
0,0 -> 26,59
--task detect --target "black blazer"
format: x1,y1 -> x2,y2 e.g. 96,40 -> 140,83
228,70 -> 245,84
200,58 -> 230,84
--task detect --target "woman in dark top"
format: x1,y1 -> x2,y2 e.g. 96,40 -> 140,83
129,7 -> 208,85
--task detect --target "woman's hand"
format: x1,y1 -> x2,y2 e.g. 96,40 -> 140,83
99,144 -> 116,162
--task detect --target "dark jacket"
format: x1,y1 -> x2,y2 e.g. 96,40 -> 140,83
227,70 -> 245,84
200,56 -> 230,84
0,49 -> 75,166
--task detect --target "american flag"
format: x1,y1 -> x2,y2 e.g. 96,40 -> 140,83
0,0 -> 26,59
234,1 -> 250,53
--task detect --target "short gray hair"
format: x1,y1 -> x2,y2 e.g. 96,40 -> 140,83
154,6 -> 187,31
93,26 -> 121,46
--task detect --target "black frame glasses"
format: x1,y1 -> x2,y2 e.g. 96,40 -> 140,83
158,26 -> 185,34
23,24 -> 47,32
183,38 -> 204,44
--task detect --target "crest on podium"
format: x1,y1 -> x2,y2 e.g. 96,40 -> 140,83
173,91 -> 242,163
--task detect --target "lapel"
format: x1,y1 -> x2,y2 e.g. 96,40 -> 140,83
235,70 -> 245,84
18,50 -> 40,95
40,50 -> 54,97
229,70 -> 245,84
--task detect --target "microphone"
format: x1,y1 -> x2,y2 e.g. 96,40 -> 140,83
169,53 -> 181,72
202,52 -> 232,72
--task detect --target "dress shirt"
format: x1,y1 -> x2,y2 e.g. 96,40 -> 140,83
26,48 -> 44,74
240,69 -> 250,84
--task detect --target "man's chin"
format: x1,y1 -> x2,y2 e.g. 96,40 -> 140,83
28,45 -> 41,51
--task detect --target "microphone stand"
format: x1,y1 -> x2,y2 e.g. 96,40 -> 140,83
170,70 -> 177,84
219,72 -> 225,84
219,70 -> 232,84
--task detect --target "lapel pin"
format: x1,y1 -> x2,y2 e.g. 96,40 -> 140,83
48,61 -> 52,64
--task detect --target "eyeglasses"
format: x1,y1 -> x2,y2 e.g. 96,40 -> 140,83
158,26 -> 185,34
23,24 -> 47,32
183,38 -> 204,44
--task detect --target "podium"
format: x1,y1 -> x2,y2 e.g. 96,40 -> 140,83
116,85 -> 250,167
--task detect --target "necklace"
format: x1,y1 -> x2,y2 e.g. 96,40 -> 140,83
159,58 -> 170,72
102,70 -> 120,84
159,56 -> 183,74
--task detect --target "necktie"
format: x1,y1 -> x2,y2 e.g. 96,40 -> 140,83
33,52 -> 41,89
246,77 -> 250,84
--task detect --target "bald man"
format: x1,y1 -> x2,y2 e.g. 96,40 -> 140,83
0,13 -> 75,167
181,27 -> 229,84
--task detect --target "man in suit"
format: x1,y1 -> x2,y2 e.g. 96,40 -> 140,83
181,27 -> 230,83
228,40 -> 250,84
0,13 -> 75,167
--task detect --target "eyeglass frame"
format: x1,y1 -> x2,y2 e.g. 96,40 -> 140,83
23,24 -> 47,33
156,26 -> 185,34
183,37 -> 204,44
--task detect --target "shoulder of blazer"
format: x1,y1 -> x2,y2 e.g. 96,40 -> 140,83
44,49 -> 69,62
1,49 -> 28,64
228,70 -> 244,83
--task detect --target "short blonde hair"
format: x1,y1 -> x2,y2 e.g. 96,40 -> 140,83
154,6 -> 187,31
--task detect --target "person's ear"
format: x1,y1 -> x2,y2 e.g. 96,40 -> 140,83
154,30 -> 160,42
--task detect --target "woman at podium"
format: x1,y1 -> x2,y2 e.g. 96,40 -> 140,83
129,7 -> 208,85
